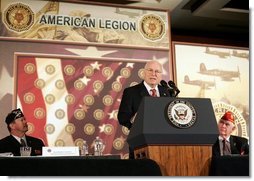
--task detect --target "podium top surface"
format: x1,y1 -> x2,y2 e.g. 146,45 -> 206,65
127,97 -> 219,147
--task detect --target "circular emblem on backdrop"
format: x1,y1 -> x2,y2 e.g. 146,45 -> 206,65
74,80 -> 85,90
74,138 -> 84,148
24,92 -> 35,104
65,123 -> 75,134
83,94 -> 95,106
102,67 -> 113,79
104,124 -> 114,135
122,126 -> 130,135
44,124 -> 55,134
112,110 -> 118,121
84,123 -> 95,135
65,94 -> 75,105
64,65 -> 75,76
45,65 -> 55,75
83,65 -> 94,77
74,109 -> 85,120
34,79 -> 45,89
138,68 -> 145,79
34,108 -> 46,119
112,81 -> 122,92
113,138 -> 124,150
55,109 -> 65,119
120,67 -> 131,78
24,63 -> 36,74
55,79 -> 65,90
27,122 -> 34,135
3,3 -> 34,32
139,14 -> 165,41
102,95 -> 113,106
45,94 -> 55,105
55,139 -> 65,146
93,109 -> 104,120
167,100 -> 197,128
93,80 -> 104,92
213,102 -> 248,139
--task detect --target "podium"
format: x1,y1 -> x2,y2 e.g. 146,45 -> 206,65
127,97 -> 219,176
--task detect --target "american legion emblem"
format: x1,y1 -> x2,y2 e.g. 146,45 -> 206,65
167,99 -> 197,128
139,14 -> 165,41
3,3 -> 34,33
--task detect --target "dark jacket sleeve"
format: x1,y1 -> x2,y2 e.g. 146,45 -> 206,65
117,83 -> 171,130
117,88 -> 134,130
231,136 -> 249,155
0,136 -> 21,156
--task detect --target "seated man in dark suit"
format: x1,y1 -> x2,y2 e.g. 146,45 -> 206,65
117,60 -> 171,159
0,108 -> 45,156
212,111 -> 249,157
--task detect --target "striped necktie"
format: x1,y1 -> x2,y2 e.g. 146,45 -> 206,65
222,139 -> 231,155
150,89 -> 157,97
20,138 -> 27,147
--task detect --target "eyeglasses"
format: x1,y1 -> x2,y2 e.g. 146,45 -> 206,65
145,68 -> 162,74
219,120 -> 232,127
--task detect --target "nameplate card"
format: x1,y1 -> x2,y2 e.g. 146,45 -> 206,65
42,147 -> 79,156
0,152 -> 14,157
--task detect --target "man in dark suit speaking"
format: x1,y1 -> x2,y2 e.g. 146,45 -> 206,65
118,60 -> 171,159
212,111 -> 249,157
0,108 -> 45,156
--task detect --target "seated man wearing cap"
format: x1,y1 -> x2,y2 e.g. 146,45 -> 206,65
212,111 -> 249,157
0,108 -> 45,156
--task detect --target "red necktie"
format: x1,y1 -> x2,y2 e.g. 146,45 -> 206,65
150,89 -> 157,97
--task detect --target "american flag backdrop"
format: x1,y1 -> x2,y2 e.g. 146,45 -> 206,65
1,0 -> 171,156
16,55 -> 150,158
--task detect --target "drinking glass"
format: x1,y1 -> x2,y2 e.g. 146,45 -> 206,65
20,147 -> 31,156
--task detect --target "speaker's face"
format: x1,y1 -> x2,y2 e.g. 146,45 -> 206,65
143,61 -> 162,88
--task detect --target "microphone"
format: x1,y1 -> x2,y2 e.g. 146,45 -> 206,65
160,80 -> 174,97
160,80 -> 169,88
168,80 -> 180,97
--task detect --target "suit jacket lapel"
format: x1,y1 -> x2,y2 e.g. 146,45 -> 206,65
10,135 -> 22,146
25,136 -> 31,147
158,86 -> 168,97
230,136 -> 239,154
139,82 -> 150,97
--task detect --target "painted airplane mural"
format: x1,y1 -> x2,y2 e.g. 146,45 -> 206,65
198,63 -> 240,82
205,47 -> 230,58
183,75 -> 216,89
232,50 -> 249,59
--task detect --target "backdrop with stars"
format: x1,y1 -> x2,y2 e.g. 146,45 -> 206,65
0,43 -> 170,159
15,54 -> 170,158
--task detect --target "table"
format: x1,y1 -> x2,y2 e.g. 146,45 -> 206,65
0,155 -> 162,176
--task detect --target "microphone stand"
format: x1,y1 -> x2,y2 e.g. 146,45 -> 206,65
174,89 -> 180,97
169,87 -> 176,97
168,81 -> 180,97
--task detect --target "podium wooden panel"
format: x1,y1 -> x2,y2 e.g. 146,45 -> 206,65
134,145 -> 212,176
127,97 -> 218,176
